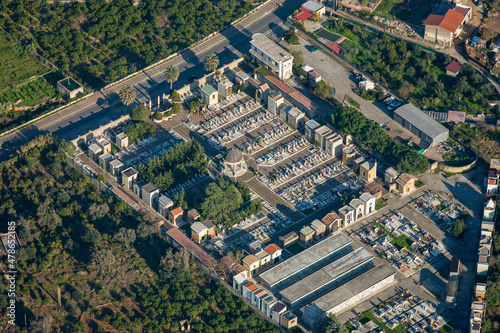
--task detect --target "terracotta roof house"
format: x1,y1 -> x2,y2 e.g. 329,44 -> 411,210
322,212 -> 342,233
265,244 -> 283,264
328,43 -> 342,54
423,9 -> 467,47
294,9 -> 313,22
445,60 -> 463,77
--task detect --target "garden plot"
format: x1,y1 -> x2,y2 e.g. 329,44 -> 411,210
199,96 -> 259,133
258,148 -> 331,190
254,136 -> 310,166
410,191 -> 464,234
206,109 -> 273,149
355,212 -> 446,275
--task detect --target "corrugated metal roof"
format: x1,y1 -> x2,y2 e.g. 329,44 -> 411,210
394,103 -> 449,139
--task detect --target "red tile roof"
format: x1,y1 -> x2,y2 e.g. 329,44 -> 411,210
265,244 -> 282,255
328,43 -> 342,54
308,70 -> 321,79
423,14 -> 444,26
265,76 -> 317,112
170,206 -> 183,216
322,212 -> 341,226
445,60 -> 463,73
454,6 -> 470,17
290,91 -> 317,111
166,228 -> 216,267
294,9 -> 313,22
265,75 -> 294,93
244,281 -> 258,291
440,10 -> 465,33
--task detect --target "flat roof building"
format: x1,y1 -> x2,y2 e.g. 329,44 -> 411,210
250,33 -> 293,80
259,232 -> 352,292
301,265 -> 396,327
393,103 -> 449,148
280,247 -> 374,309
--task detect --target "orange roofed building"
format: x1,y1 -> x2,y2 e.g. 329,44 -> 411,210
423,8 -> 469,47
265,244 -> 282,264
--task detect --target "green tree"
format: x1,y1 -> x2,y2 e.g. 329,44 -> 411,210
319,313 -> 347,333
203,53 -> 219,72
130,104 -> 150,121
170,90 -> 181,102
119,85 -> 136,110
173,188 -> 188,210
153,112 -> 163,121
164,65 -> 179,90
314,81 -> 333,99
284,29 -> 299,45
83,227 -> 101,247
113,228 -> 136,248
90,249 -> 116,275
96,174 -> 106,183
451,218 -> 467,239
291,50 -> 304,67
172,103 -> 181,114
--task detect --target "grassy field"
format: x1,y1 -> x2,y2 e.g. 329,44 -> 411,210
375,198 -> 388,210
390,234 -> 415,252
0,30 -> 51,92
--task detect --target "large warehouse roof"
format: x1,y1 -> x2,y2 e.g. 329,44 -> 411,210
301,265 -> 395,321
394,103 -> 449,139
259,232 -> 352,289
279,247 -> 374,306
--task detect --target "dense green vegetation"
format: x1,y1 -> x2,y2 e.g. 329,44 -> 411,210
327,20 -> 497,113
130,104 -> 151,122
0,136 -> 278,332
0,76 -> 59,108
331,106 -> 429,174
0,0 -> 253,88
0,29 -> 50,92
124,122 -> 156,144
200,177 -> 262,230
136,139 -> 208,192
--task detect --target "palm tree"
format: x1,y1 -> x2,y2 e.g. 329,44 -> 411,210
203,53 -> 219,72
119,85 -> 136,110
164,65 -> 179,90
214,69 -> 221,81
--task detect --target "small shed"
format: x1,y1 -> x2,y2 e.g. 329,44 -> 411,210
57,77 -> 84,99
201,85 -> 218,106
359,79 -> 375,91
445,61 -> 463,77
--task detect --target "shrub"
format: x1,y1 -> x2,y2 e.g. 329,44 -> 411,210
130,104 -> 150,122
153,112 -> 163,121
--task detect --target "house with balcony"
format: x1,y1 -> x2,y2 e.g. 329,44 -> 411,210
250,33 -> 293,80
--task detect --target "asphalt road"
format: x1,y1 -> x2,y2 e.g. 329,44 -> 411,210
0,0 -> 301,160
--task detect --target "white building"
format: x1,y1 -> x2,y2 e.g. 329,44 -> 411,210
324,133 -> 343,157
287,107 -> 305,129
142,183 -> 159,208
250,33 -> 293,80
158,195 -> 174,217
268,91 -> 284,116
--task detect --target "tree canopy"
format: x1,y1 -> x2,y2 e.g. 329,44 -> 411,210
331,106 -> 429,174
130,104 -> 150,121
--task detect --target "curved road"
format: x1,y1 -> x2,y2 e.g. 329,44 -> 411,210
0,0 -> 301,160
